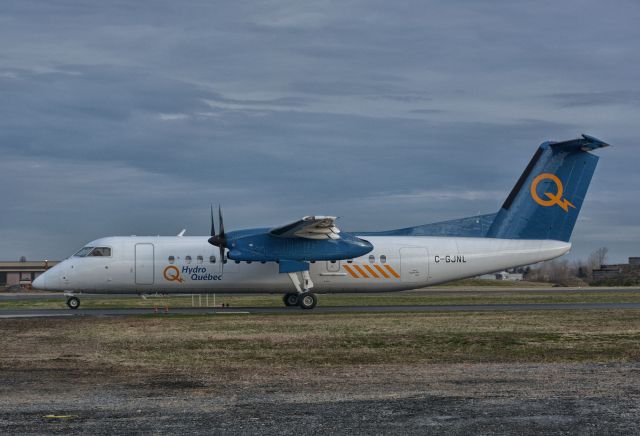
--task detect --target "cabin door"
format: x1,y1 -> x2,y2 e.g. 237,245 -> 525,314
135,243 -> 155,285
400,247 -> 429,283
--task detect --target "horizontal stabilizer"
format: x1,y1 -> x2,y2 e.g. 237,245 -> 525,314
548,134 -> 610,152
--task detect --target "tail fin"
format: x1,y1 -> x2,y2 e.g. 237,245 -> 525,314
487,134 -> 609,242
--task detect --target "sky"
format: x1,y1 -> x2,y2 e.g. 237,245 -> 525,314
0,0 -> 638,263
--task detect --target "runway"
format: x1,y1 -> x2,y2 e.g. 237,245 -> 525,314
2,287 -> 640,302
2,302 -> 640,318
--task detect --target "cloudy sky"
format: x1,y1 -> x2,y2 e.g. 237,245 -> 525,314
1,0 -> 638,263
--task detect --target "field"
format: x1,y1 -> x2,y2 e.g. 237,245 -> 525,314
2,290 -> 640,434
3,286 -> 640,310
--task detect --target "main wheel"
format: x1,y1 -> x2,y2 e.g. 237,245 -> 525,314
298,292 -> 317,310
283,293 -> 299,307
66,296 -> 80,310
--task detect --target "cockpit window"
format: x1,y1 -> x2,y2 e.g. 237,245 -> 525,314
73,247 -> 94,257
88,247 -> 111,257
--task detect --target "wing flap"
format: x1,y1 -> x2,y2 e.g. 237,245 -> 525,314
269,216 -> 341,240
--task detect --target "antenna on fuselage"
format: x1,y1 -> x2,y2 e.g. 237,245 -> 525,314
177,229 -> 186,237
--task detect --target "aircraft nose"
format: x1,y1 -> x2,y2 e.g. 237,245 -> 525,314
32,273 -> 46,290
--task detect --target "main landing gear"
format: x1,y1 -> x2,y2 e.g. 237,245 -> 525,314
66,296 -> 80,309
282,292 -> 317,309
284,269 -> 318,309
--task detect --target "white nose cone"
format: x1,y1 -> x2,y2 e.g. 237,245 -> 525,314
32,273 -> 45,290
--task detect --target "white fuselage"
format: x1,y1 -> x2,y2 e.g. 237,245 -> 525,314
36,236 -> 570,294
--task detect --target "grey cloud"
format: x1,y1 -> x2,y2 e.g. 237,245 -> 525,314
548,91 -> 640,107
409,109 -> 444,115
0,0 -> 639,263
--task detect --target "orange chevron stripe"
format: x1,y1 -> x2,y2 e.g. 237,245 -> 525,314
343,264 -> 359,278
352,264 -> 369,278
363,264 -> 380,278
374,264 -> 390,278
384,264 -> 400,279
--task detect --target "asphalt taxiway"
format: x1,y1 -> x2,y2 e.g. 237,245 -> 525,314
2,301 -> 640,318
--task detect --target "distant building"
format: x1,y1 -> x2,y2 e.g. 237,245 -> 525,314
592,257 -> 640,283
477,271 -> 524,281
0,260 -> 60,288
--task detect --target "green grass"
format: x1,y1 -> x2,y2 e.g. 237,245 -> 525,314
440,279 -> 549,287
2,310 -> 640,371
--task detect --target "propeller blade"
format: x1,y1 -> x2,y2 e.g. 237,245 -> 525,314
218,206 -> 225,273
218,205 -> 225,239
210,205 -> 215,237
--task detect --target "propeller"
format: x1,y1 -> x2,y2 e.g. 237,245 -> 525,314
207,205 -> 227,272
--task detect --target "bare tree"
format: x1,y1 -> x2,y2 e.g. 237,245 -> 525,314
588,247 -> 609,269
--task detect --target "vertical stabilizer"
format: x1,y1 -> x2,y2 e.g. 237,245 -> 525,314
487,134 -> 609,242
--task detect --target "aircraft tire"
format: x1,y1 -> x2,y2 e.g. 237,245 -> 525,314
283,293 -> 299,307
299,292 -> 317,310
66,296 -> 80,310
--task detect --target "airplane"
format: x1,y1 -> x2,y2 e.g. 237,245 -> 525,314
33,134 -> 609,310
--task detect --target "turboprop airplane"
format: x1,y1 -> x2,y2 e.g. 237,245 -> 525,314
33,134 -> 609,310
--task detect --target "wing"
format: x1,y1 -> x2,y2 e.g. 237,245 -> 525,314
269,216 -> 341,240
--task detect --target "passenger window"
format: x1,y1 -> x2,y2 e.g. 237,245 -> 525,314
168,256 -> 175,264
347,260 -> 353,263
380,255 -> 387,264
209,255 -> 216,264
185,255 -> 192,264
369,255 -> 375,263
197,255 -> 203,264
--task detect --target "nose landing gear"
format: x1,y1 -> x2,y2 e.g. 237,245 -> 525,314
66,296 -> 80,309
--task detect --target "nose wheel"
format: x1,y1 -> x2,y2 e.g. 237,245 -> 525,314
66,296 -> 80,310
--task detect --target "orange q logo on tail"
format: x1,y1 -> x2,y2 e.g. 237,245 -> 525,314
530,173 -> 576,212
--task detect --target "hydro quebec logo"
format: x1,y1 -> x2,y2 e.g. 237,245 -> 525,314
163,265 -> 222,283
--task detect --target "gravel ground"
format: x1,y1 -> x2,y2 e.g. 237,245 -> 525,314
1,362 -> 639,435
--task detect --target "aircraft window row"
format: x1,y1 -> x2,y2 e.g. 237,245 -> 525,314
344,255 -> 386,264
73,246 -> 111,257
167,255 -> 225,264
183,255 -> 206,264
164,255 -> 389,265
